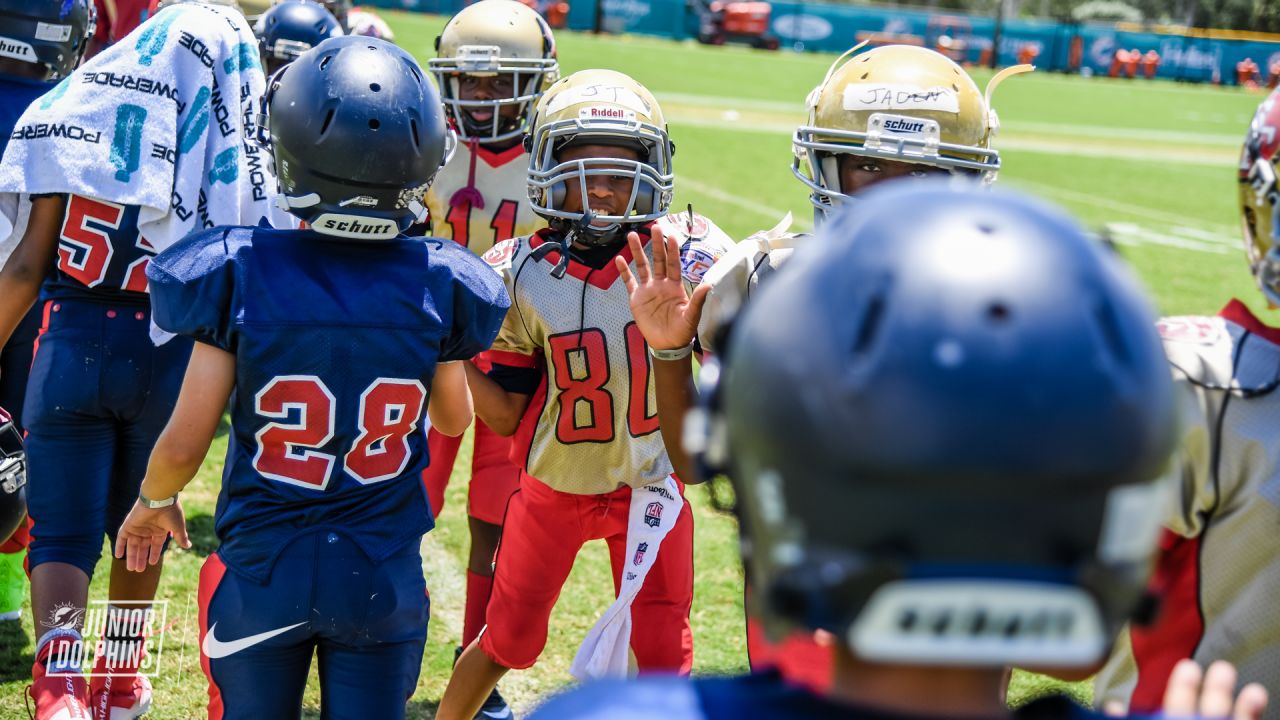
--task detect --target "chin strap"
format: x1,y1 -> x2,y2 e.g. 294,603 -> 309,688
533,211 -> 603,279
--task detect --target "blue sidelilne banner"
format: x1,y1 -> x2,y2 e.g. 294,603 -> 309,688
365,0 -> 1279,84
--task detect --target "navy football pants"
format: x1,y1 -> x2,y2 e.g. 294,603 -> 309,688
24,299 -> 192,575
199,532 -> 429,720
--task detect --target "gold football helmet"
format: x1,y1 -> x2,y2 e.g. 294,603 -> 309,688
793,44 -> 1029,220
429,0 -> 559,144
526,69 -> 674,239
1239,88 -> 1280,305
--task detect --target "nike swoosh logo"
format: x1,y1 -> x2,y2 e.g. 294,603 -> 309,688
481,708 -> 512,720
202,621 -> 306,659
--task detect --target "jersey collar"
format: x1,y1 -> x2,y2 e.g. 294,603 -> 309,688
527,226 -> 652,290
475,142 -> 526,169
1220,298 -> 1280,345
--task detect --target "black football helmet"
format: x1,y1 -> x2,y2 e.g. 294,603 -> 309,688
0,0 -> 94,81
707,181 -> 1180,668
254,1 -> 343,76
0,407 -> 26,545
258,36 -> 451,239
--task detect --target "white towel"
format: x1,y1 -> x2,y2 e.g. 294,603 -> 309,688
571,476 -> 685,680
0,3 -> 273,253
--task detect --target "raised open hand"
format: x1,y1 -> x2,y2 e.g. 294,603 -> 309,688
616,224 -> 710,352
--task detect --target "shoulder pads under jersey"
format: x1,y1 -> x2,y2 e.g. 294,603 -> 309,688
1158,315 -> 1240,392
482,236 -> 524,275
698,213 -> 809,353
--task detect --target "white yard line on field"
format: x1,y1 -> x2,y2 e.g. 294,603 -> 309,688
1105,222 -> 1235,255
1005,177 -> 1235,233
1009,120 -> 1241,147
655,92 -> 1244,147
679,176 -> 813,231
663,112 -> 1234,167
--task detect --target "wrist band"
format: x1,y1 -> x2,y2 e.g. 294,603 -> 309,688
650,344 -> 694,361
138,492 -> 177,509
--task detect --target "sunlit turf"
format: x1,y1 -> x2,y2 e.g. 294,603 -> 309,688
0,9 -> 1264,717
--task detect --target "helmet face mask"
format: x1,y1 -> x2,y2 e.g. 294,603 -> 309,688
0,408 -> 25,545
526,70 -> 674,243
792,45 -> 1023,223
258,37 -> 452,239
429,0 -> 559,144
254,1 -> 343,76
0,0 -> 95,82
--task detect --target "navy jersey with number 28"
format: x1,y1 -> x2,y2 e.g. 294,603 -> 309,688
147,226 -> 510,581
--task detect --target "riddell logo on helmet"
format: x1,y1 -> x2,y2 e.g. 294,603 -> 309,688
883,118 -> 926,134
580,106 -> 637,122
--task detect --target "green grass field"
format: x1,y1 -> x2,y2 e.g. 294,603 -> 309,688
0,10 -> 1266,718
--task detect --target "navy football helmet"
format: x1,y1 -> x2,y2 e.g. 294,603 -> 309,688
255,1 -> 343,76
0,407 -> 26,545
0,0 -> 94,81
708,181 -> 1179,668
259,36 -> 452,239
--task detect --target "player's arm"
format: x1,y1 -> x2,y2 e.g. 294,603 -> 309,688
429,361 -> 474,437
114,342 -> 236,572
617,227 -> 709,483
465,360 -> 533,437
0,195 -> 64,348
652,353 -> 699,483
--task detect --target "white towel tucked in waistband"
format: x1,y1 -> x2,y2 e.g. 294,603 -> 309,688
571,476 -> 684,680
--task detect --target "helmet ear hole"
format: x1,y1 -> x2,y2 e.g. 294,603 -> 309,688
634,186 -> 657,215
819,155 -> 842,194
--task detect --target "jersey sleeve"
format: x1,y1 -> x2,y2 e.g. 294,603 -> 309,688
437,240 -> 513,362
1166,381 -> 1212,539
1156,317 -> 1235,539
481,238 -> 543,365
146,226 -> 248,352
651,210 -> 737,288
697,241 -> 757,355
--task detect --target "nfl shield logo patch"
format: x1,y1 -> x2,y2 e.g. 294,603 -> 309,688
633,542 -> 649,566
644,501 -> 663,528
